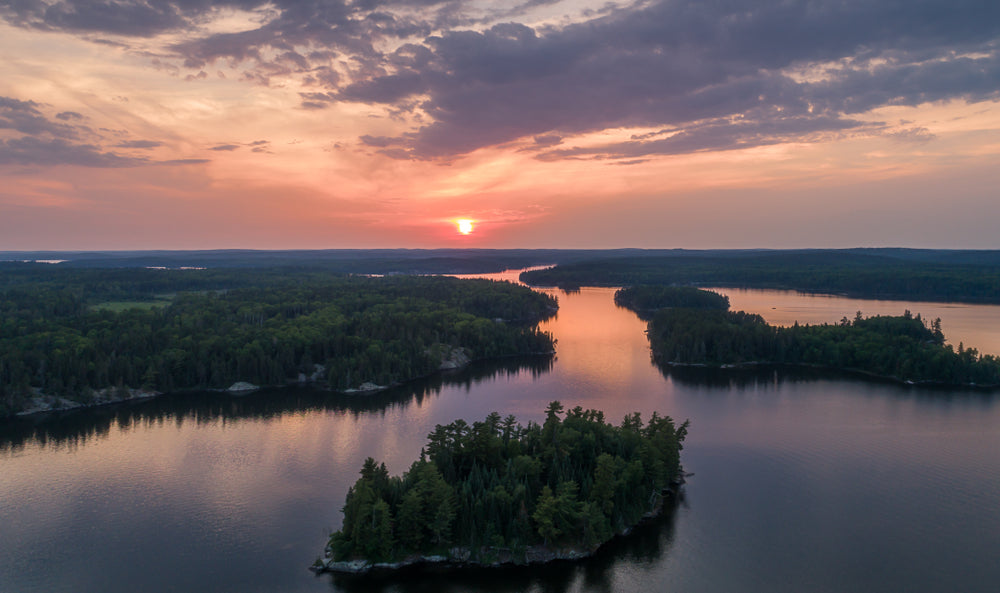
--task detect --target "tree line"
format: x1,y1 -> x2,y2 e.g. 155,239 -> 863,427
641,301 -> 1000,386
521,251 -> 1000,304
0,272 -> 557,416
614,285 -> 729,320
326,402 -> 688,565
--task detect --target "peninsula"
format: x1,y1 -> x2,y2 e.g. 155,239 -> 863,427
617,286 -> 1000,387
315,402 -> 688,573
0,268 -> 556,417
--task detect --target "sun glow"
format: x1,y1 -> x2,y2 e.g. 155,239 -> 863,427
456,219 -> 475,234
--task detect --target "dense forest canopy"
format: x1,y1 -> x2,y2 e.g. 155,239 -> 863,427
614,286 -> 729,320
324,403 -> 688,567
621,288 -> 1000,386
0,271 -> 557,417
521,251 -> 1000,304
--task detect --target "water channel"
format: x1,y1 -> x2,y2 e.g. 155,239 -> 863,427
2,271 -> 999,592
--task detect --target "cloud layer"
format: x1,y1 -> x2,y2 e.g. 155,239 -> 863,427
0,95 -> 210,167
331,0 -> 1000,159
4,0 -> 997,163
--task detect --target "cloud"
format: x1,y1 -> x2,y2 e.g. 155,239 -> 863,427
885,127 -> 937,143
320,1 -> 1000,159
248,139 -> 271,153
0,95 -> 207,167
0,136 -> 145,167
1,96 -> 81,139
209,144 -> 241,151
359,135 -> 396,148
5,0 -> 190,36
532,134 -> 562,146
3,1 -> 998,162
115,140 -> 163,149
537,114 -> 873,160
158,158 -> 211,165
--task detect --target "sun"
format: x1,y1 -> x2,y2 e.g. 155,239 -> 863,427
456,219 -> 475,235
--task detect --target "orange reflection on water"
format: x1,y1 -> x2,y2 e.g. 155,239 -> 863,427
712,287 -> 1000,356
538,287 -> 657,395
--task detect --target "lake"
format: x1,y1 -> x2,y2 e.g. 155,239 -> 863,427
2,275 -> 999,593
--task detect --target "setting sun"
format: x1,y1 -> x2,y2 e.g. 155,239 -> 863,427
456,219 -> 475,235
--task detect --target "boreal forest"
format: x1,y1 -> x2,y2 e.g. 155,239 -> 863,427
616,286 -> 1000,386
0,266 -> 556,417
323,403 -> 687,569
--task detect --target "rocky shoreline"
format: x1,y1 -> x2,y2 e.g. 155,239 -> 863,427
15,386 -> 161,416
8,348 -> 556,418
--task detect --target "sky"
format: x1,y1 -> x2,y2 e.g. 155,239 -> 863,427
1,0 -> 998,250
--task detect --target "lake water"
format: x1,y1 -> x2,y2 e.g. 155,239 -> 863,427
2,275 -> 999,593
711,286 -> 1000,356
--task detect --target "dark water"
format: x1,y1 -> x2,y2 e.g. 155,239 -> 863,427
3,281 -> 1000,593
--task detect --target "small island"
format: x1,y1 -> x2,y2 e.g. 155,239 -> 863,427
614,285 -> 730,319
315,402 -> 688,574
617,286 -> 1000,387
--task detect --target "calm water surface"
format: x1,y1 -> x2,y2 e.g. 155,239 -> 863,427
2,276 -> 999,593
712,286 -> 1000,356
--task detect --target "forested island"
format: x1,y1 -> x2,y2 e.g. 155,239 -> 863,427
614,285 -> 729,319
0,268 -> 557,417
317,403 -> 688,573
522,250 -> 1000,304
617,287 -> 1000,387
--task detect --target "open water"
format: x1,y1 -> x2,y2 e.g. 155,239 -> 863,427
2,273 -> 999,592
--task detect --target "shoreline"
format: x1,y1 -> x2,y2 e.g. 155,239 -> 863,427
7,349 -> 557,419
312,477 -> 685,576
654,357 -> 1000,391
521,279 -> 1000,307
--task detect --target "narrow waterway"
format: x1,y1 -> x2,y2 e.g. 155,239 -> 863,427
2,276 -> 999,593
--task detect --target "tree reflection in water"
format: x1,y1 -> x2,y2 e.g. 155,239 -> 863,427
327,504 -> 680,593
0,356 -> 554,453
